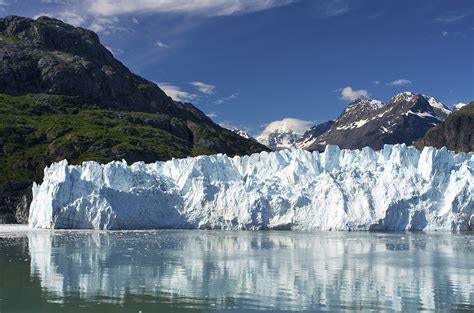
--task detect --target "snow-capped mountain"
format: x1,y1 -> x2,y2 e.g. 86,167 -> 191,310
306,92 -> 452,151
256,118 -> 313,150
390,92 -> 452,119
29,145 -> 473,230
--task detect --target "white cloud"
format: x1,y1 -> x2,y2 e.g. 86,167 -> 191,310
157,82 -> 197,102
89,16 -> 127,34
339,86 -> 369,101
58,10 -> 85,26
387,79 -> 412,86
214,93 -> 238,105
206,112 -> 218,118
436,12 -> 469,23
87,0 -> 295,17
442,30 -> 449,37
34,10 -> 85,26
373,80 -> 380,85
33,12 -> 50,19
190,81 -> 216,95
132,17 -> 139,24
40,0 -> 81,3
319,0 -> 352,17
260,118 -> 313,136
155,40 -> 169,48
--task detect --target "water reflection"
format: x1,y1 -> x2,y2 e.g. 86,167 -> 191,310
4,231 -> 474,311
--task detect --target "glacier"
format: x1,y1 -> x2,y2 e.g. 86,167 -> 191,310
28,144 -> 473,231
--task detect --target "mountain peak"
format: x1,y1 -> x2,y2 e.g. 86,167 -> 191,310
389,92 -> 451,119
345,97 -> 383,112
334,97 -> 384,128
0,15 -> 176,113
390,91 -> 420,103
1,15 -> 101,53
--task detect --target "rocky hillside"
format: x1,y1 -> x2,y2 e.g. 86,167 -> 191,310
0,15 -> 268,223
306,92 -> 451,151
415,101 -> 473,152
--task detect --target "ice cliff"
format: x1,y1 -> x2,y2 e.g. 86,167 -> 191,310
28,145 -> 473,230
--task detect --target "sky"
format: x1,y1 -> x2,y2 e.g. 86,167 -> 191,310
1,0 -> 473,135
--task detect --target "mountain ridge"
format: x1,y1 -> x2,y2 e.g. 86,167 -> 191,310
302,92 -> 452,151
257,93 -> 454,152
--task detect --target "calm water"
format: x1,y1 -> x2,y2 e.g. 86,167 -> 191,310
0,227 -> 472,312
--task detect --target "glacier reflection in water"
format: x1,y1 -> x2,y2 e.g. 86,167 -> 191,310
8,231 -> 474,311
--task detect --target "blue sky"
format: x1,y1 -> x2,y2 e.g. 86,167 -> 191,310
2,0 -> 473,134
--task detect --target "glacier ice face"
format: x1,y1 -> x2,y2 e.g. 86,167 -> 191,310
28,145 -> 473,231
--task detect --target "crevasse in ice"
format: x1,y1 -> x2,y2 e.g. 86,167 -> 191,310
28,144 -> 473,230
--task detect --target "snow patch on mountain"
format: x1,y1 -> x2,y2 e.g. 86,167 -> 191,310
423,95 -> 452,118
323,97 -> 384,133
296,121 -> 335,149
453,102 -> 467,111
231,129 -> 256,141
345,98 -> 383,112
29,145 -> 473,231
391,91 -> 417,103
425,96 -> 450,114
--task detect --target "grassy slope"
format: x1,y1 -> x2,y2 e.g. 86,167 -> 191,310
0,93 -> 224,184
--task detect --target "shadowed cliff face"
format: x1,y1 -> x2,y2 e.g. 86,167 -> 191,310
416,102 -> 474,153
0,15 -> 268,223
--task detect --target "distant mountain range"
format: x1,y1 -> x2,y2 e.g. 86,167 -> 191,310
234,92 -> 467,153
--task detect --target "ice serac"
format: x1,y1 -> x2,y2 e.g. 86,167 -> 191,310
29,145 -> 473,231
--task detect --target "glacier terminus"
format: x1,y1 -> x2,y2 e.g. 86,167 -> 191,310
28,145 -> 473,231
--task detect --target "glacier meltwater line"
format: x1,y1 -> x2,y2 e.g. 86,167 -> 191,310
28,145 -> 473,231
